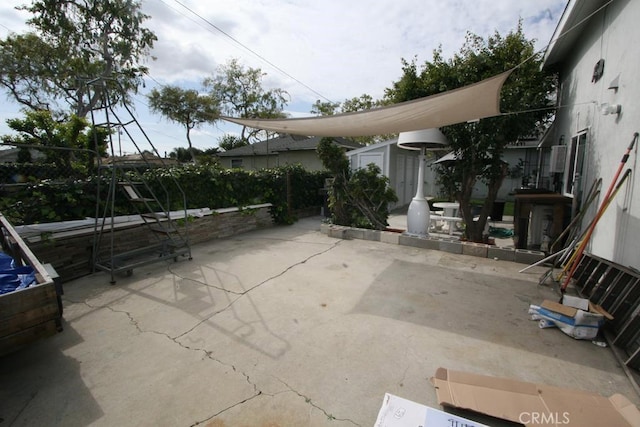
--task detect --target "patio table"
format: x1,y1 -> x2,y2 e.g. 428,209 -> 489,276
432,202 -> 462,234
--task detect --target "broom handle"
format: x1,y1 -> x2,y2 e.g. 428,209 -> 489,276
560,132 -> 637,293
557,169 -> 631,282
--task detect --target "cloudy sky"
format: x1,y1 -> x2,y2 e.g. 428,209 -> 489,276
0,0 -> 567,156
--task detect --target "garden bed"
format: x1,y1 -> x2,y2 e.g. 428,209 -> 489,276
0,213 -> 61,356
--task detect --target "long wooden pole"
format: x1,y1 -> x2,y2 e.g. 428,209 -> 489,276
557,169 -> 631,282
560,133 -> 637,294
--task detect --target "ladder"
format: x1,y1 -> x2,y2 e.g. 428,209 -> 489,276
87,78 -> 192,284
571,253 -> 640,385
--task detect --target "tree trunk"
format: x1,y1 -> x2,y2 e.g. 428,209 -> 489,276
458,172 -> 481,241
461,167 -> 508,243
186,128 -> 197,164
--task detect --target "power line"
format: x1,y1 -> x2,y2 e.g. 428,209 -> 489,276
514,0 -> 614,71
169,0 -> 334,104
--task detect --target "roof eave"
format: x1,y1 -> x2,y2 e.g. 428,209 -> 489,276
542,0 -> 574,68
542,0 -> 609,69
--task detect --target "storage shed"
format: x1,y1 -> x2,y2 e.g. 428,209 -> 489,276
346,138 -> 441,209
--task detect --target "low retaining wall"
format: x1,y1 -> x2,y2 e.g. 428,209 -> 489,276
24,205 -> 275,283
321,223 -> 545,265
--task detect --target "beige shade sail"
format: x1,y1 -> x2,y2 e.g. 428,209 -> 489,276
221,70 -> 512,137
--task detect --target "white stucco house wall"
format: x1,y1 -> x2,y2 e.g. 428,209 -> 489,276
540,0 -> 639,269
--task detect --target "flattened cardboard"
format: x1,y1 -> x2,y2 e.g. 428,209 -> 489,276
561,295 -> 613,320
431,367 -> 640,427
589,301 -> 614,320
541,300 -> 577,318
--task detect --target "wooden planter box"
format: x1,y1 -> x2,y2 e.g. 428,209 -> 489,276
0,213 -> 62,356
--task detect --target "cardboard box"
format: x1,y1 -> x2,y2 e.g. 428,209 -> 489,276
431,367 -> 640,427
535,295 -> 612,340
374,393 -> 487,427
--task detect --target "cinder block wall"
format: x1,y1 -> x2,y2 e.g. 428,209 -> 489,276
27,205 -> 275,283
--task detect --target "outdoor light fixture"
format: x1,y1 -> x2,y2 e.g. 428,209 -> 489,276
397,128 -> 449,237
601,103 -> 622,115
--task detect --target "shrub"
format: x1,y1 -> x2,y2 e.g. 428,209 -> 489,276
0,164 -> 330,225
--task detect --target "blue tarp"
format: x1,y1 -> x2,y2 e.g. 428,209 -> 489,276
489,226 -> 514,238
0,252 -> 36,295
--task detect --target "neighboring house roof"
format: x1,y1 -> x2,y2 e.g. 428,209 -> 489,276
217,135 -> 363,157
543,0 -> 604,68
0,147 -> 46,163
103,151 -> 179,166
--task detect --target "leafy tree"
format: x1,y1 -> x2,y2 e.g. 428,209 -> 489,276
148,85 -> 220,163
168,146 -> 220,165
204,58 -> 289,143
385,24 -> 555,242
0,0 -> 156,117
217,134 -> 249,152
311,100 -> 340,116
342,94 -> 376,113
198,147 -> 220,166
311,94 -> 390,146
2,110 -> 108,174
317,138 -> 397,230
17,147 -> 32,163
169,147 -> 199,163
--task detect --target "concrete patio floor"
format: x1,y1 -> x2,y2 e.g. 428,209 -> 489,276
1,216 -> 637,426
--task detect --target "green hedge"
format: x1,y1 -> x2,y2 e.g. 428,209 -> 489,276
0,164 -> 330,226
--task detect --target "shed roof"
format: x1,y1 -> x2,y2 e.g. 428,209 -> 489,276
345,137 -> 399,157
217,135 -> 362,157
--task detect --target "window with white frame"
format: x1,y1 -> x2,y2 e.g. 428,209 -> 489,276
231,158 -> 243,168
563,132 -> 587,197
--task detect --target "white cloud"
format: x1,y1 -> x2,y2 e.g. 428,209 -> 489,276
137,0 -> 566,103
0,0 -> 568,154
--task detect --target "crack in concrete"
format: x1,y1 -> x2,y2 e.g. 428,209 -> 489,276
171,239 -> 341,295
68,299 -> 261,397
189,392 -> 263,426
173,239 -> 342,340
166,268 -> 245,296
242,240 -> 341,296
73,299 -> 356,425
276,379 -> 362,426
62,238 -> 346,426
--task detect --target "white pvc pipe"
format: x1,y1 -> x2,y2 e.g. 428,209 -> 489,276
518,246 -> 570,273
